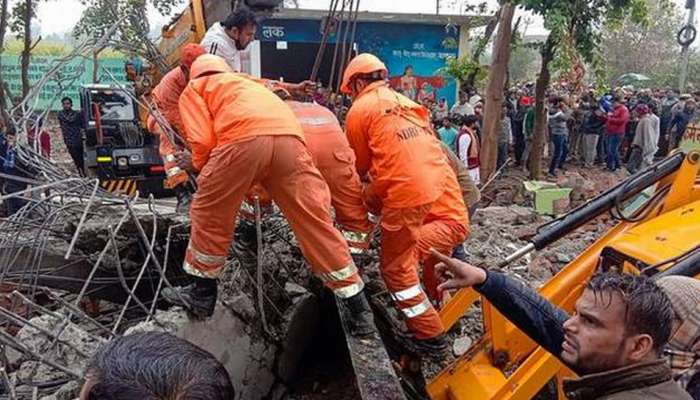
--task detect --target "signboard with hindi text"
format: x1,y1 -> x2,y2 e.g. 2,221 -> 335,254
0,55 -> 128,111
679,122 -> 700,153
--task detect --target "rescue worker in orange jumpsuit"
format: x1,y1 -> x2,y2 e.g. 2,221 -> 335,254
161,55 -> 374,336
283,94 -> 372,251
340,53 -> 469,355
147,44 -> 206,213
234,93 -> 373,279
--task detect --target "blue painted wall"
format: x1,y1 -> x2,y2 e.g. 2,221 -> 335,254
260,18 -> 460,105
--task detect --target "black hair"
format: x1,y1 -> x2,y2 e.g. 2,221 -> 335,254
463,115 -> 479,127
404,65 -> 413,73
586,272 -> 673,352
61,97 -> 72,105
222,8 -> 258,31
85,332 -> 234,400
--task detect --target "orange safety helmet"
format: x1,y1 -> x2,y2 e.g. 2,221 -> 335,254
340,53 -> 388,94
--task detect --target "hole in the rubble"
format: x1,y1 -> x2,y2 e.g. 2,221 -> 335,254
286,293 -> 360,399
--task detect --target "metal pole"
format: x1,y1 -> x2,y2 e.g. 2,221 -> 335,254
679,3 -> 696,92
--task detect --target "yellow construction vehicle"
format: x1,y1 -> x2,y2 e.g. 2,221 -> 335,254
428,150 -> 700,400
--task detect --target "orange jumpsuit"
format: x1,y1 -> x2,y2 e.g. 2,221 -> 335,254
346,81 -> 469,339
147,67 -> 190,188
178,54 -> 363,300
286,100 -> 372,252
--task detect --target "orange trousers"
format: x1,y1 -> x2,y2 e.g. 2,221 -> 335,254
380,182 -> 468,340
417,180 -> 470,304
185,135 -> 364,299
306,133 -> 372,251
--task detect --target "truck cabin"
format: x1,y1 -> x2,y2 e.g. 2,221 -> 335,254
80,85 -> 143,148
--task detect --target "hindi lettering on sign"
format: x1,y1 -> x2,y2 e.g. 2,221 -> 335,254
262,26 -> 285,40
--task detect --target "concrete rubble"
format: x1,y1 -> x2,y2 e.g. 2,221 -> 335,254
0,148 -> 627,399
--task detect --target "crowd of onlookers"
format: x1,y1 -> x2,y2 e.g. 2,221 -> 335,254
431,84 -> 700,179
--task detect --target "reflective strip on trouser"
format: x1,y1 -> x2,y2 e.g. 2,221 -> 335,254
391,284 -> 432,318
342,229 -> 370,254
183,240 -> 228,278
380,204 -> 444,340
189,136 -> 362,298
417,178 -> 470,304
318,262 -> 365,298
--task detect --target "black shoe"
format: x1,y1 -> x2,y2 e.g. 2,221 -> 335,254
175,186 -> 193,214
400,335 -> 450,360
342,292 -> 377,337
161,277 -> 217,319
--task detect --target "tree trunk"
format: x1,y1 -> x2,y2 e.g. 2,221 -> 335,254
20,0 -> 31,99
529,38 -> 556,179
464,8 -> 501,90
479,3 -> 515,181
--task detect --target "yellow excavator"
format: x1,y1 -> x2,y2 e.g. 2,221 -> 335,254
429,150 -> 700,400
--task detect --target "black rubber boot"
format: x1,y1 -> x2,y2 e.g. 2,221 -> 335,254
161,276 -> 217,319
174,185 -> 193,214
397,333 -> 449,360
342,291 -> 377,337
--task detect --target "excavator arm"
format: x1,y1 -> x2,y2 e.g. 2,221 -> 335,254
429,151 -> 700,400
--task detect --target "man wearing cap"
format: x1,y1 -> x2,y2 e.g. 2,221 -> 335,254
339,53 -> 469,356
656,276 -> 700,398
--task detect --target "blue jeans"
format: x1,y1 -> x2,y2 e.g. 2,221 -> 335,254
548,134 -> 568,174
497,142 -> 508,170
606,134 -> 623,171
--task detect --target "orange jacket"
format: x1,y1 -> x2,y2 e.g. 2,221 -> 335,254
286,100 -> 371,235
345,81 -> 450,208
148,67 -> 187,134
178,54 -> 304,171
286,101 -> 349,166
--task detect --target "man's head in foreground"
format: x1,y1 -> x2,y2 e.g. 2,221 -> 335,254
80,332 -> 234,400
432,248 -> 674,376
562,272 -> 673,374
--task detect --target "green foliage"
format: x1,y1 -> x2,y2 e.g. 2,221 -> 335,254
599,0 -> 682,88
74,0 -> 182,51
515,0 -> 650,83
438,56 -> 488,86
10,0 -> 37,40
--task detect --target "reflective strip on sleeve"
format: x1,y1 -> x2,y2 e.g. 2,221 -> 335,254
165,154 -> 176,163
391,284 -> 422,302
333,280 -> 365,299
183,259 -> 221,279
318,262 -> 358,283
342,230 -> 369,244
400,299 -> 432,319
188,242 -> 227,266
167,166 -> 183,178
